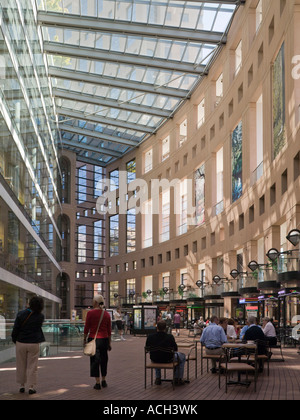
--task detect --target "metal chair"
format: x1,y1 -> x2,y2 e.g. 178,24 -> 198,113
144,346 -> 179,389
176,339 -> 198,381
200,343 -> 222,375
219,345 -> 258,393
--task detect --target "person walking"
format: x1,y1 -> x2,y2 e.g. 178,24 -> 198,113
11,296 -> 45,394
84,295 -> 112,389
113,306 -> 126,340
174,311 -> 181,336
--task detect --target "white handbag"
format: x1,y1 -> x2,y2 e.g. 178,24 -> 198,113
83,310 -> 105,357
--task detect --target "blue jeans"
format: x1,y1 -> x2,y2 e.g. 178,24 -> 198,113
155,352 -> 186,379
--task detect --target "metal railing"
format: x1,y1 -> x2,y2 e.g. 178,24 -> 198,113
0,320 -> 119,364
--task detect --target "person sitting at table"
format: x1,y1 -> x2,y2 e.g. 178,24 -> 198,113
262,317 -> 277,347
243,316 -> 267,372
239,320 -> 250,340
193,319 -> 203,336
226,318 -> 237,340
146,321 -> 186,386
200,315 -> 227,373
218,317 -> 228,334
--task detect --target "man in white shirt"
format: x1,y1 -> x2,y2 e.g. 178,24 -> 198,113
262,317 -> 277,346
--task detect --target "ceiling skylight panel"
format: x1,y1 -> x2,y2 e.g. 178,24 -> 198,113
103,62 -> 119,78
132,1 -> 150,23
148,2 -> 167,26
168,41 -> 187,62
79,31 -> 96,48
213,9 -> 235,32
116,1 -> 134,21
139,38 -> 157,58
111,34 -> 127,53
197,7 -> 216,31
164,3 -> 184,27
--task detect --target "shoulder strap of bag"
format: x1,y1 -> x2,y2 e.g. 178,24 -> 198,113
21,310 -> 33,327
94,309 -> 105,338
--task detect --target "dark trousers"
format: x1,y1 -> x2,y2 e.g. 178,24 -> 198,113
89,338 -> 109,378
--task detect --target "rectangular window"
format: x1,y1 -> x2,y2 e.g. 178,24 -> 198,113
94,166 -> 103,198
162,272 -> 170,291
179,119 -> 187,147
255,94 -> 263,178
160,189 -> 170,242
197,98 -> 205,128
216,73 -> 223,104
109,214 -> 119,256
127,208 -> 136,252
109,281 -> 119,307
126,278 -> 136,303
109,169 -> 119,191
177,179 -> 187,235
235,40 -> 242,76
215,147 -> 224,215
77,165 -> 87,203
161,136 -> 170,161
195,164 -> 205,226
77,225 -> 86,263
142,199 -> 152,248
94,220 -> 103,259
126,159 -> 136,183
256,0 -> 263,32
144,149 -> 153,173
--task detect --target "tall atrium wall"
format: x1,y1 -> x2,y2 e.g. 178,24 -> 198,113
0,0 -> 62,319
104,0 -> 300,324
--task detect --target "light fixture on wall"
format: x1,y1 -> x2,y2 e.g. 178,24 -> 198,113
266,248 -> 280,261
212,275 -> 228,284
248,260 -> 270,272
286,229 -> 300,247
230,269 -> 247,279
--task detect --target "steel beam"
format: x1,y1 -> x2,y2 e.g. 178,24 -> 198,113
38,11 -> 225,44
60,139 -> 123,158
56,107 -> 154,134
44,42 -> 207,75
49,67 -> 189,99
59,123 -> 139,147
53,88 -> 171,118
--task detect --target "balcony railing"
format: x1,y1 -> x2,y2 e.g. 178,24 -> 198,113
202,284 -> 222,298
238,275 -> 258,290
277,255 -> 300,274
0,320 -> 123,364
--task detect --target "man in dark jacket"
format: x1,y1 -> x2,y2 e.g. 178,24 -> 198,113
146,321 -> 186,385
243,316 -> 268,372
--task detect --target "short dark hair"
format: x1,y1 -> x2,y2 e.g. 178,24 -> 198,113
29,296 -> 44,313
157,320 -> 167,332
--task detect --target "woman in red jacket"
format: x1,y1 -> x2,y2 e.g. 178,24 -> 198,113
83,295 -> 112,389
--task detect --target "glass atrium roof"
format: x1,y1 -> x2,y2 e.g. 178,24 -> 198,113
37,0 -> 243,166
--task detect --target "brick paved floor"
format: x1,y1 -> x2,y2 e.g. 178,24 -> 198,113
0,331 -> 300,401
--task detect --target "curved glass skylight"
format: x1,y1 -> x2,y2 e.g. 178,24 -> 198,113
37,0 -> 242,165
